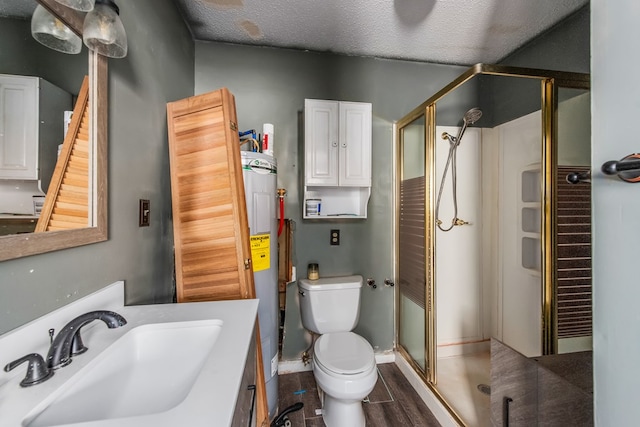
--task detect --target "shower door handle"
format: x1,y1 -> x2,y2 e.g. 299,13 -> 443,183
601,154 -> 640,182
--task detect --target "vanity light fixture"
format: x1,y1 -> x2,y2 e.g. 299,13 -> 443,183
31,5 -> 83,54
31,0 -> 128,58
53,0 -> 95,12
83,0 -> 128,59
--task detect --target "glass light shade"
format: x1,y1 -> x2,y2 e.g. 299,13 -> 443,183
31,5 -> 82,54
83,0 -> 127,58
54,0 -> 95,12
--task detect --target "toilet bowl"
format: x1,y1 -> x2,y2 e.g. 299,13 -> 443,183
312,332 -> 377,426
298,275 -> 377,427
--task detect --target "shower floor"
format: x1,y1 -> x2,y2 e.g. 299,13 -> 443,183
436,351 -> 491,427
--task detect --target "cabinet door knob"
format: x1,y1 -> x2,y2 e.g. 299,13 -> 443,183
341,142 -> 347,148
332,141 -> 338,147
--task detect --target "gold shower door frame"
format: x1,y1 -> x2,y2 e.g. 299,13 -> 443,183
394,63 -> 590,421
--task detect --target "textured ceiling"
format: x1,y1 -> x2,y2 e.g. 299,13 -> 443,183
175,0 -> 589,65
1,0 -> 590,65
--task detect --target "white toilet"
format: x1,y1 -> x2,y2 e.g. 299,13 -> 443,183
298,275 -> 377,427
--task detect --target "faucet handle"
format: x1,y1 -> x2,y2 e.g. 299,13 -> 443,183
71,333 -> 88,356
4,353 -> 54,387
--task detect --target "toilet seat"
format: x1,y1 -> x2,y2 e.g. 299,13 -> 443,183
314,332 -> 375,375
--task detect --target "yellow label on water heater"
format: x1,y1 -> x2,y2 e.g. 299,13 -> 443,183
250,234 -> 270,272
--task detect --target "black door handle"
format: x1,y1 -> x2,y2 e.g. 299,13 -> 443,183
503,396 -> 513,427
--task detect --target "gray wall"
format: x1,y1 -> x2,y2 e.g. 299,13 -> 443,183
0,17 -> 88,96
0,0 -> 194,335
591,0 -> 640,423
195,42 -> 466,358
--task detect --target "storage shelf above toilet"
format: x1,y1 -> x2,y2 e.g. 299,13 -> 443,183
303,186 -> 371,219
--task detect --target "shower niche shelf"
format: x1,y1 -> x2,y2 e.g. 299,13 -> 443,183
521,166 -> 541,275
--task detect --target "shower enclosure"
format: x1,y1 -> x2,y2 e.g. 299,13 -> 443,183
395,64 -> 590,426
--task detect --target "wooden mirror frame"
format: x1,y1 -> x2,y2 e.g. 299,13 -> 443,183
0,0 -> 107,262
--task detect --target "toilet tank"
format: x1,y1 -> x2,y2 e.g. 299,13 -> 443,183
297,275 -> 363,334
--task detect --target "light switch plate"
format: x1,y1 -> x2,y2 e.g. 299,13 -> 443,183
139,199 -> 150,227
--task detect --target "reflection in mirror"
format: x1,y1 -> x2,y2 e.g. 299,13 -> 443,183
556,87 -> 592,354
0,0 -> 88,236
0,0 -> 108,261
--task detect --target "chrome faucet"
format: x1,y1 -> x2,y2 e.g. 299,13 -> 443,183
47,310 -> 127,370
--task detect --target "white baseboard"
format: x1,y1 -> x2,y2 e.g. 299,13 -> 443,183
374,350 -> 396,364
394,352 -> 461,427
278,351 -> 396,374
278,358 -> 313,374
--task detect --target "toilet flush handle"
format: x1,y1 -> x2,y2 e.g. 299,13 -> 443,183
298,290 -> 305,297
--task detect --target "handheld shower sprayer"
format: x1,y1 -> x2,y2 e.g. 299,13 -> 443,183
463,107 -> 483,125
454,107 -> 483,147
435,107 -> 483,232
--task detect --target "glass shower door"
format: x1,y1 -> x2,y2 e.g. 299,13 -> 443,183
398,115 -> 428,373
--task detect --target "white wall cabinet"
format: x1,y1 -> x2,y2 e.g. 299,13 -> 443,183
0,74 -> 71,191
304,99 -> 372,219
0,75 -> 38,180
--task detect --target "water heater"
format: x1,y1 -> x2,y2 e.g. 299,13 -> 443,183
241,151 -> 279,418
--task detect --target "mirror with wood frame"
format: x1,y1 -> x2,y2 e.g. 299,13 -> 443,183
0,0 -> 107,262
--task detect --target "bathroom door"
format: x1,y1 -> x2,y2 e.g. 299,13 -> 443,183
397,114 -> 429,374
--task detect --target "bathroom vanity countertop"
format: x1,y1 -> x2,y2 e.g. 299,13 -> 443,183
0,214 -> 39,219
0,281 -> 259,426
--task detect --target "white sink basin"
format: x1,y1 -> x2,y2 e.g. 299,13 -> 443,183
24,319 -> 223,427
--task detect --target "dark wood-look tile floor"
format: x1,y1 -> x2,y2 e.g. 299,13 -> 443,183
277,363 -> 441,426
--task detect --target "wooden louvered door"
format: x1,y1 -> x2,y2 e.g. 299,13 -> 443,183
36,76 -> 90,232
167,88 -> 253,302
166,88 -> 268,426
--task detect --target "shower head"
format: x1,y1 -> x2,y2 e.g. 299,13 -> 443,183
455,107 -> 483,146
463,108 -> 483,125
